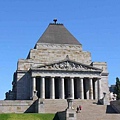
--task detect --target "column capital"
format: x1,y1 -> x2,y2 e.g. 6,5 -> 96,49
32,76 -> 36,78
93,77 -> 101,81
88,77 -> 93,79
70,77 -> 74,79
97,78 -> 101,80
41,76 -> 45,78
79,77 -> 84,79
51,76 -> 55,78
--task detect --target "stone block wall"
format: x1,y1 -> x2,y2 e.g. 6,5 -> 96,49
14,43 -> 92,100
18,43 -> 91,71
32,43 -> 91,64
6,42 -> 109,101
0,100 -> 36,113
17,59 -> 33,71
92,62 -> 109,99
16,71 -> 31,100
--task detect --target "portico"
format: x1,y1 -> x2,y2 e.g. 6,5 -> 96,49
30,58 -> 102,100
31,76 -> 101,100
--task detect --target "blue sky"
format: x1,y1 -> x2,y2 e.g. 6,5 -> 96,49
0,0 -> 120,100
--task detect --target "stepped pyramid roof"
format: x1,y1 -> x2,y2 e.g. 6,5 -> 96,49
37,20 -> 81,45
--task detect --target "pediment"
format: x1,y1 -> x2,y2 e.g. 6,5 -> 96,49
34,57 -> 102,72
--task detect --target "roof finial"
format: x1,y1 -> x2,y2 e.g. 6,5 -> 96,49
53,18 -> 57,24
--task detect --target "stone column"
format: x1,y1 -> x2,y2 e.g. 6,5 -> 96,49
33,77 -> 36,96
94,79 -> 98,99
59,77 -> 65,99
32,77 -> 37,100
89,78 -> 93,99
50,77 -> 55,99
98,79 -> 101,99
77,78 -> 84,99
86,79 -> 89,99
40,76 -> 45,99
70,77 -> 74,99
80,78 -> 84,99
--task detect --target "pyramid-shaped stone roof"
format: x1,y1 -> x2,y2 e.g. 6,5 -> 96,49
37,23 -> 81,45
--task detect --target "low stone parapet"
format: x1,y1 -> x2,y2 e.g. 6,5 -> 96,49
0,100 -> 36,113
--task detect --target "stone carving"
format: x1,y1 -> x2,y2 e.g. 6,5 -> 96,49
37,43 -> 82,50
37,60 -> 102,72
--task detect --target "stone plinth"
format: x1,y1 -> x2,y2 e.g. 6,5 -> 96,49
66,97 -> 77,120
103,92 -> 109,105
36,99 -> 45,113
66,109 -> 77,120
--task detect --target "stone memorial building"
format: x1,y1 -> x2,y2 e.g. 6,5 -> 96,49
6,20 -> 109,101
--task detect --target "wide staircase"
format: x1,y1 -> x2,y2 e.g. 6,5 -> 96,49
44,99 -> 67,113
74,100 -> 120,120
43,99 -> 120,120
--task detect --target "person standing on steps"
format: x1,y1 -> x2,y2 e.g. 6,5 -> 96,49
79,105 -> 82,112
76,106 -> 79,113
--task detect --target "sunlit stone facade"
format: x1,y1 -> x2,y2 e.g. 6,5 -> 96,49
5,21 -> 109,100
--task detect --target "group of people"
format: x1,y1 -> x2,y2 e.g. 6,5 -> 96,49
76,105 -> 82,113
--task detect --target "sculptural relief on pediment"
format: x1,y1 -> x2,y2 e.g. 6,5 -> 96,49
36,60 -> 102,72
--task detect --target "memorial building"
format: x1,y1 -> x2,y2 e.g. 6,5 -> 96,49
6,20 -> 109,101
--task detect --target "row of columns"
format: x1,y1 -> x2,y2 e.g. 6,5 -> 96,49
31,76 -> 101,100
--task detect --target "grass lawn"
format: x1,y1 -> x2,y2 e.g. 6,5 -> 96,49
0,113 -> 55,120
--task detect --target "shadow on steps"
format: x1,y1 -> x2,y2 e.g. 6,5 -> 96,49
53,112 -> 60,120
53,111 -> 66,120
106,105 -> 118,114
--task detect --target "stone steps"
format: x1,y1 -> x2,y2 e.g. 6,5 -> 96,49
77,114 -> 120,120
43,99 -> 120,120
44,99 -> 67,113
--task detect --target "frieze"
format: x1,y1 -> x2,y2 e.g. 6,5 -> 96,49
35,58 -> 102,72
36,43 -> 82,50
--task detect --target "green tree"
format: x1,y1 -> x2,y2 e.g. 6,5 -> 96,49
115,77 -> 120,100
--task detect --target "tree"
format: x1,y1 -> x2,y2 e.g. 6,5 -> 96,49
115,77 -> 120,100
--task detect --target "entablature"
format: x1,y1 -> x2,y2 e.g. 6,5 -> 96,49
30,70 -> 101,78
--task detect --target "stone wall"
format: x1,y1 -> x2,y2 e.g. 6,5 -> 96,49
92,62 -> 109,99
6,42 -> 109,100
0,100 -> 36,113
14,43 -> 92,100
33,43 -> 91,64
18,43 -> 91,71
16,71 -> 31,100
